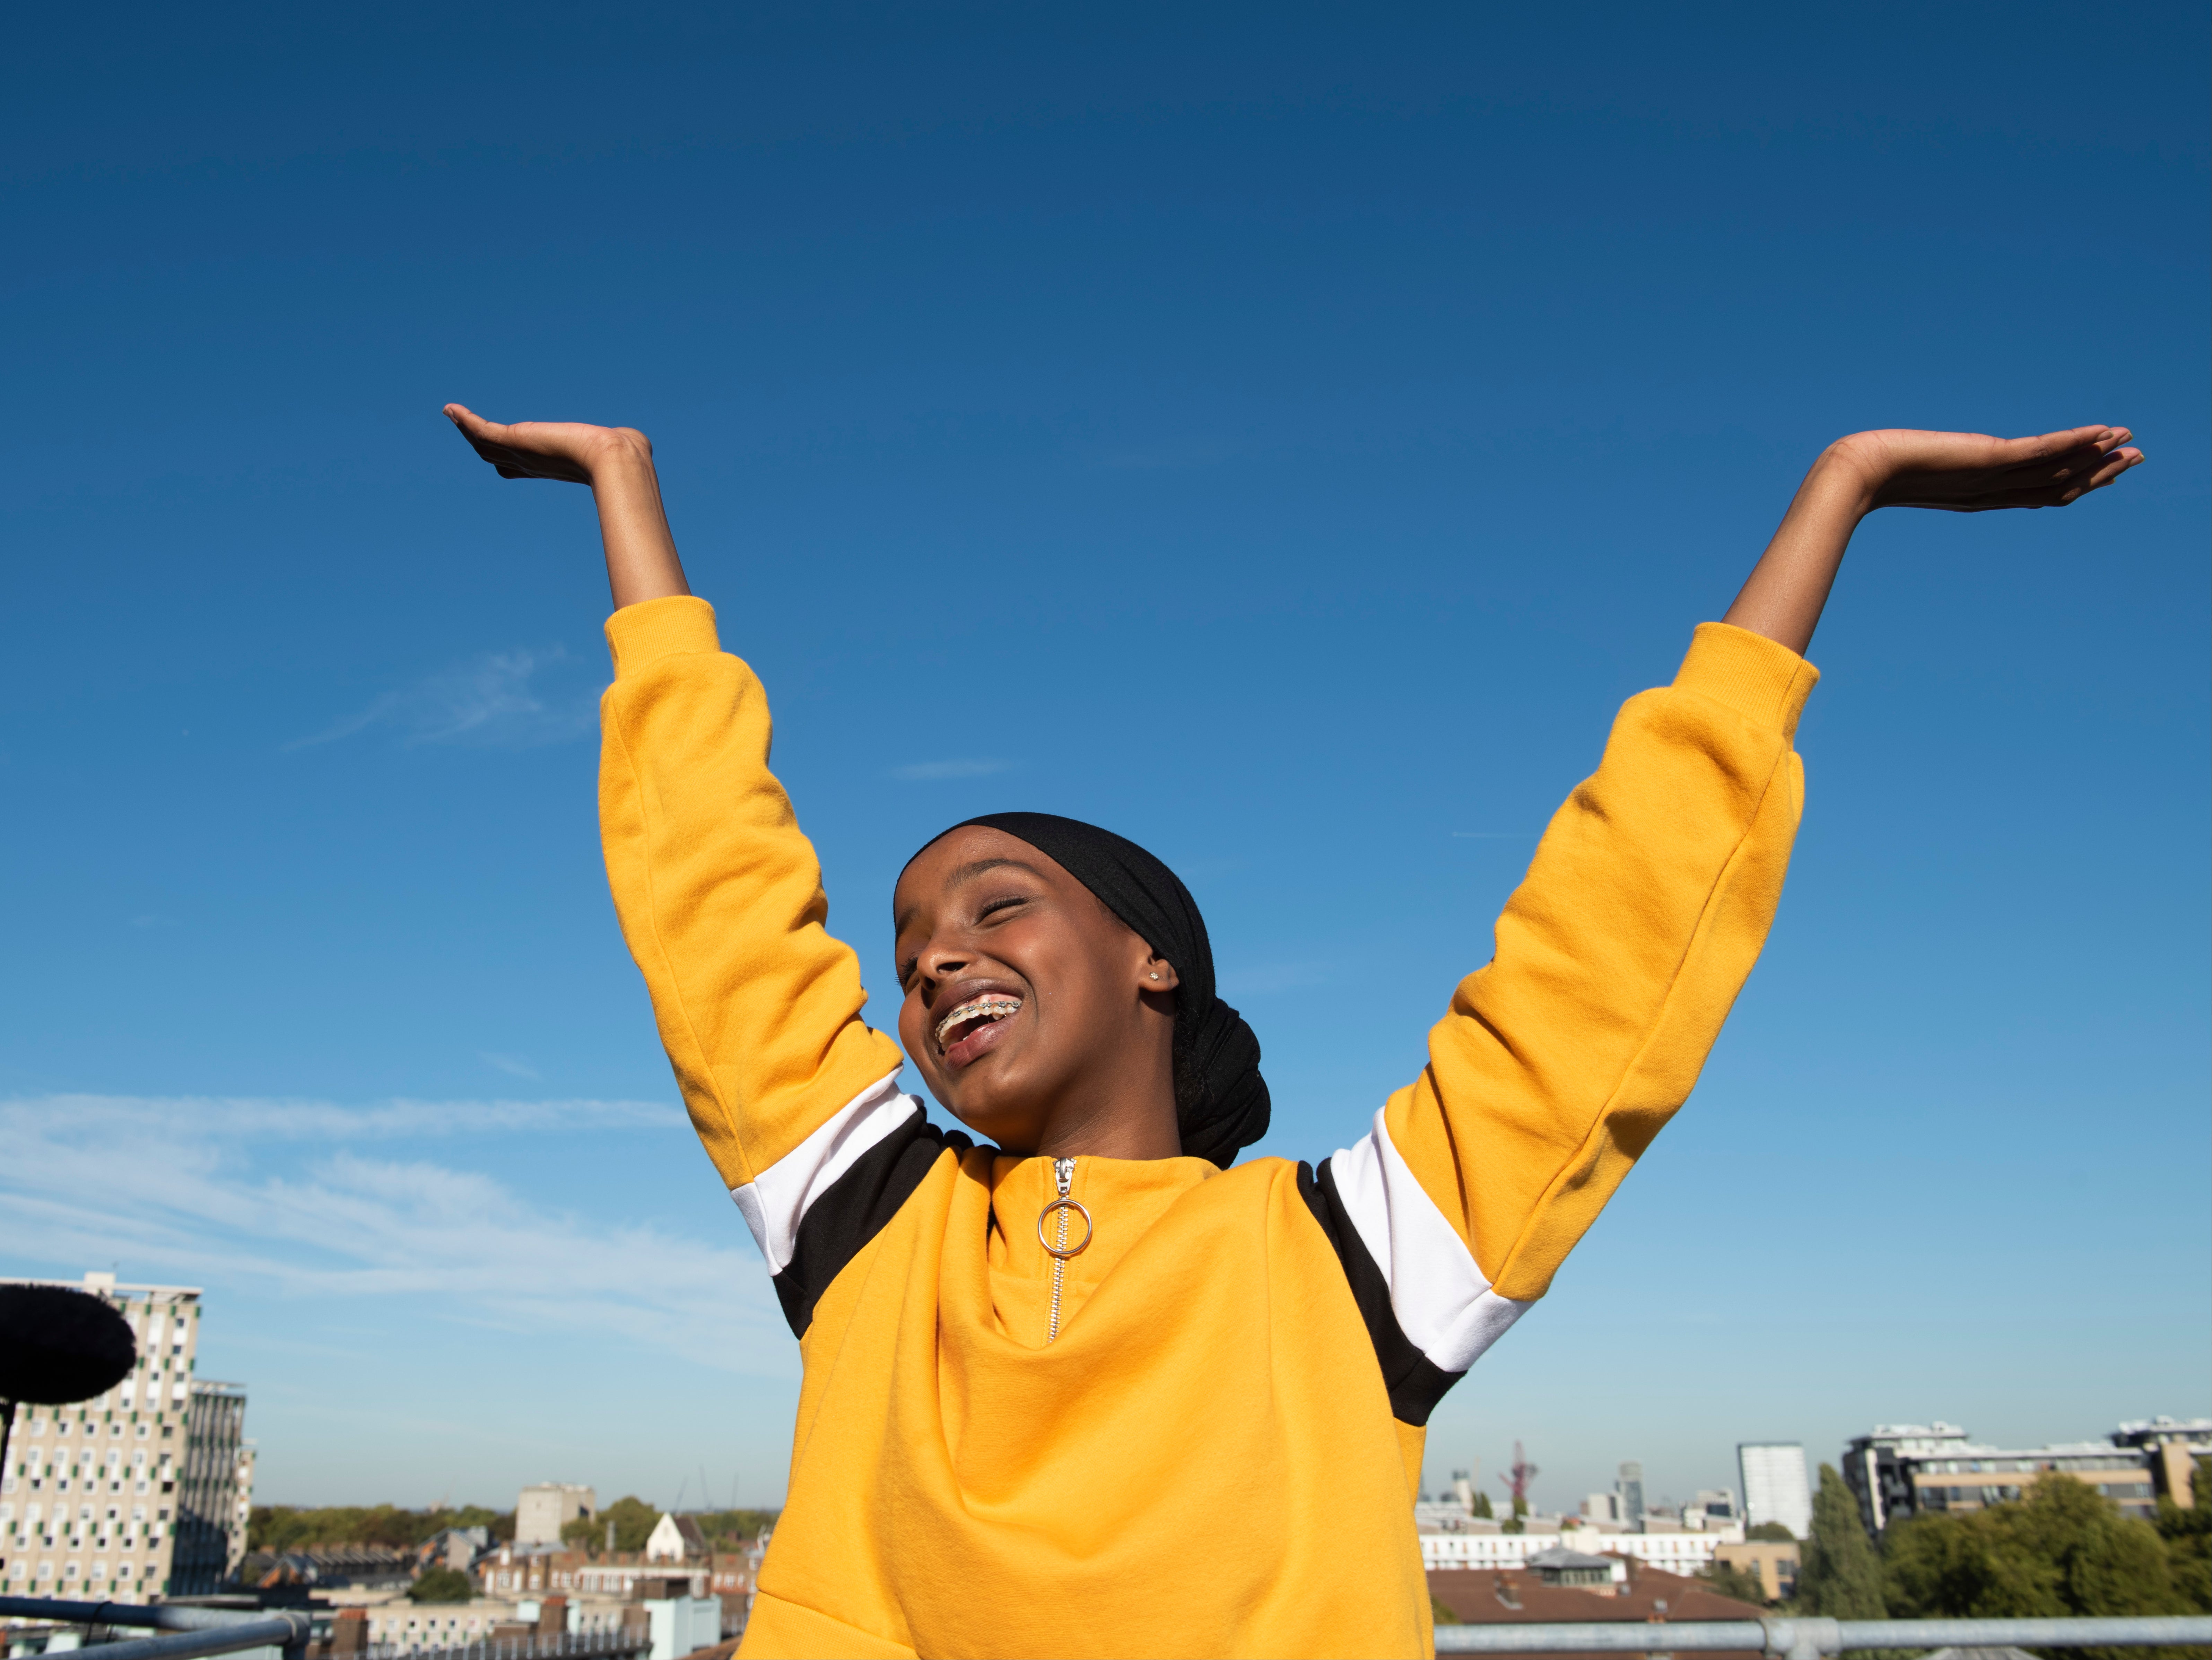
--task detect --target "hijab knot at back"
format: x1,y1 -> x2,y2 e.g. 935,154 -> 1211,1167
918,811 -> 1269,1168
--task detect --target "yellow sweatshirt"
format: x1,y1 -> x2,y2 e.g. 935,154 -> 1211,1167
598,597 -> 1817,1659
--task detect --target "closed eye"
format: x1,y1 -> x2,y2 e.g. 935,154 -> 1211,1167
976,894 -> 1030,923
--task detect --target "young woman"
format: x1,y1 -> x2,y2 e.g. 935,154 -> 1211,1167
446,405 -> 2139,1658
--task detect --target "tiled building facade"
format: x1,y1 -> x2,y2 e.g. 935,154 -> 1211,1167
0,1273 -> 254,1598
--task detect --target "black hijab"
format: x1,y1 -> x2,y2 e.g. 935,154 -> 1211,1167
905,811 -> 1269,1167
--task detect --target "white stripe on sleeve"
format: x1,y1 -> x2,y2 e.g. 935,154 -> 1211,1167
729,1071 -> 917,1276
1326,1106 -> 1533,1373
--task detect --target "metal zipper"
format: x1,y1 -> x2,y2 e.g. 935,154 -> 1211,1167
1037,1155 -> 1092,1345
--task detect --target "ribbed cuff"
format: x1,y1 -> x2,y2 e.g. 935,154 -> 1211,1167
604,595 -> 721,678
1673,622 -> 1820,739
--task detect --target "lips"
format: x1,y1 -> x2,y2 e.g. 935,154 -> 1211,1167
938,996 -> 1031,1071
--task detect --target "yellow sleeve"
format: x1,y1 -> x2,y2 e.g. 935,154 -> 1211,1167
1383,622 -> 1819,1302
597,595 -> 907,1188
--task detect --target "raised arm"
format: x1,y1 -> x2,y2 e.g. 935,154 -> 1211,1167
1311,424 -> 2142,1422
445,406 -> 912,1308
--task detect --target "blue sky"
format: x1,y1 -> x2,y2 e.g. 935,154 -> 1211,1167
3,2 -> 2205,1516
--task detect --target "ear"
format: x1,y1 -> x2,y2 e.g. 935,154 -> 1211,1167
1140,952 -> 1181,992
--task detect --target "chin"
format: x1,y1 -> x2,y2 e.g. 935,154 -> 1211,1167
933,1074 -> 1048,1151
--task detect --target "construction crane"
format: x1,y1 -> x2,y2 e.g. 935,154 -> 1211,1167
1505,1440 -> 1539,1516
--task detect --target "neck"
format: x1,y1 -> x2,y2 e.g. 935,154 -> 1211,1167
1035,1101 -> 1183,1161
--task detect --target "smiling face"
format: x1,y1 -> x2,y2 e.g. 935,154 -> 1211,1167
892,825 -> 1184,1158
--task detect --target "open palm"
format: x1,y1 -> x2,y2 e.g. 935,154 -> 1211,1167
1844,425 -> 2142,512
443,403 -> 637,483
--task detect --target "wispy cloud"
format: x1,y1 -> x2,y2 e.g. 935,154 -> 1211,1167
0,1093 -> 784,1374
890,758 -> 1011,782
286,649 -> 596,751
478,1052 -> 541,1081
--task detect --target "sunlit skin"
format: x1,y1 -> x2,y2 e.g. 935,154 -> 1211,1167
890,829 -> 1183,1157
443,402 -> 2145,1157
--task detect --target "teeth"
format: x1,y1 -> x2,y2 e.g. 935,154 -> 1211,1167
935,995 -> 1022,1046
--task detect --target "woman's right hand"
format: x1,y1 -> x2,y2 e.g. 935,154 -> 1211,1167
445,403 -> 690,606
443,403 -> 650,485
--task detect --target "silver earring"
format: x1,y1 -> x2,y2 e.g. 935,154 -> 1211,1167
1149,973 -> 1161,981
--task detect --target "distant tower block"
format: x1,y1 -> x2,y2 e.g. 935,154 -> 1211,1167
516,1482 -> 597,1545
1738,1442 -> 1812,1538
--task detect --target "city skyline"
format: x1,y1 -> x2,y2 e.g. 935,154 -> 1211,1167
3,4 -> 2204,1508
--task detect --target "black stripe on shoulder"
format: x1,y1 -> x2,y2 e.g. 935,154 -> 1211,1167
772,1110 -> 970,1339
1296,1157 -> 1463,1427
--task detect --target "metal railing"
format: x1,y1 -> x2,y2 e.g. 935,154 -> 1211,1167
0,1597 -> 309,1660
355,1635 -> 653,1660
1433,1615 -> 2212,1655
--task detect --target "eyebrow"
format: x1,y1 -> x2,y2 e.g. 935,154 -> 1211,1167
892,858 -> 1051,940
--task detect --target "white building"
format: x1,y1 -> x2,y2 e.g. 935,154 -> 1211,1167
1419,1522 -> 1742,1574
1738,1442 -> 1812,1538
0,1272 -> 250,1600
515,1483 -> 596,1546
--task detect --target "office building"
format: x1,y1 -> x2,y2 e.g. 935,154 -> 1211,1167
1738,1443 -> 1812,1538
0,1272 -> 252,1598
1843,1422 -> 2161,1534
1616,1462 -> 1645,1529
2110,1418 -> 2210,1507
173,1380 -> 251,1594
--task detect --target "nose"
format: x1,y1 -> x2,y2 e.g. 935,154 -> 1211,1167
918,940 -> 972,990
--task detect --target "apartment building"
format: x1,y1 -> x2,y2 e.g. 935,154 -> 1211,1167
1843,1421 -> 2160,1533
0,1272 -> 253,1599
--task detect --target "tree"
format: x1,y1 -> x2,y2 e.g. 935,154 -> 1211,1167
1884,1472 -> 2184,1622
2156,1457 -> 2211,1613
599,1495 -> 662,1554
1699,1561 -> 1773,1607
1469,1490 -> 1494,1520
249,1503 -> 515,1554
408,1566 -> 473,1603
1794,1464 -> 1886,1618
1747,1521 -> 1796,1542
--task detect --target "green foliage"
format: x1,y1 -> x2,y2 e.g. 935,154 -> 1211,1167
599,1495 -> 662,1554
1699,1561 -> 1773,1607
249,1504 -> 510,1553
1430,1592 -> 1463,1626
1511,1493 -> 1529,1520
1469,1490 -> 1494,1520
1500,1516 -> 1525,1536
1795,1464 -> 1886,1619
1747,1521 -> 1797,1542
2154,1458 -> 2211,1613
408,1566 -> 474,1603
1883,1468 -> 2189,1660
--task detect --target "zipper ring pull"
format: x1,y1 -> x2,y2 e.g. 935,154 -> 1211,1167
1036,1198 -> 1092,1259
